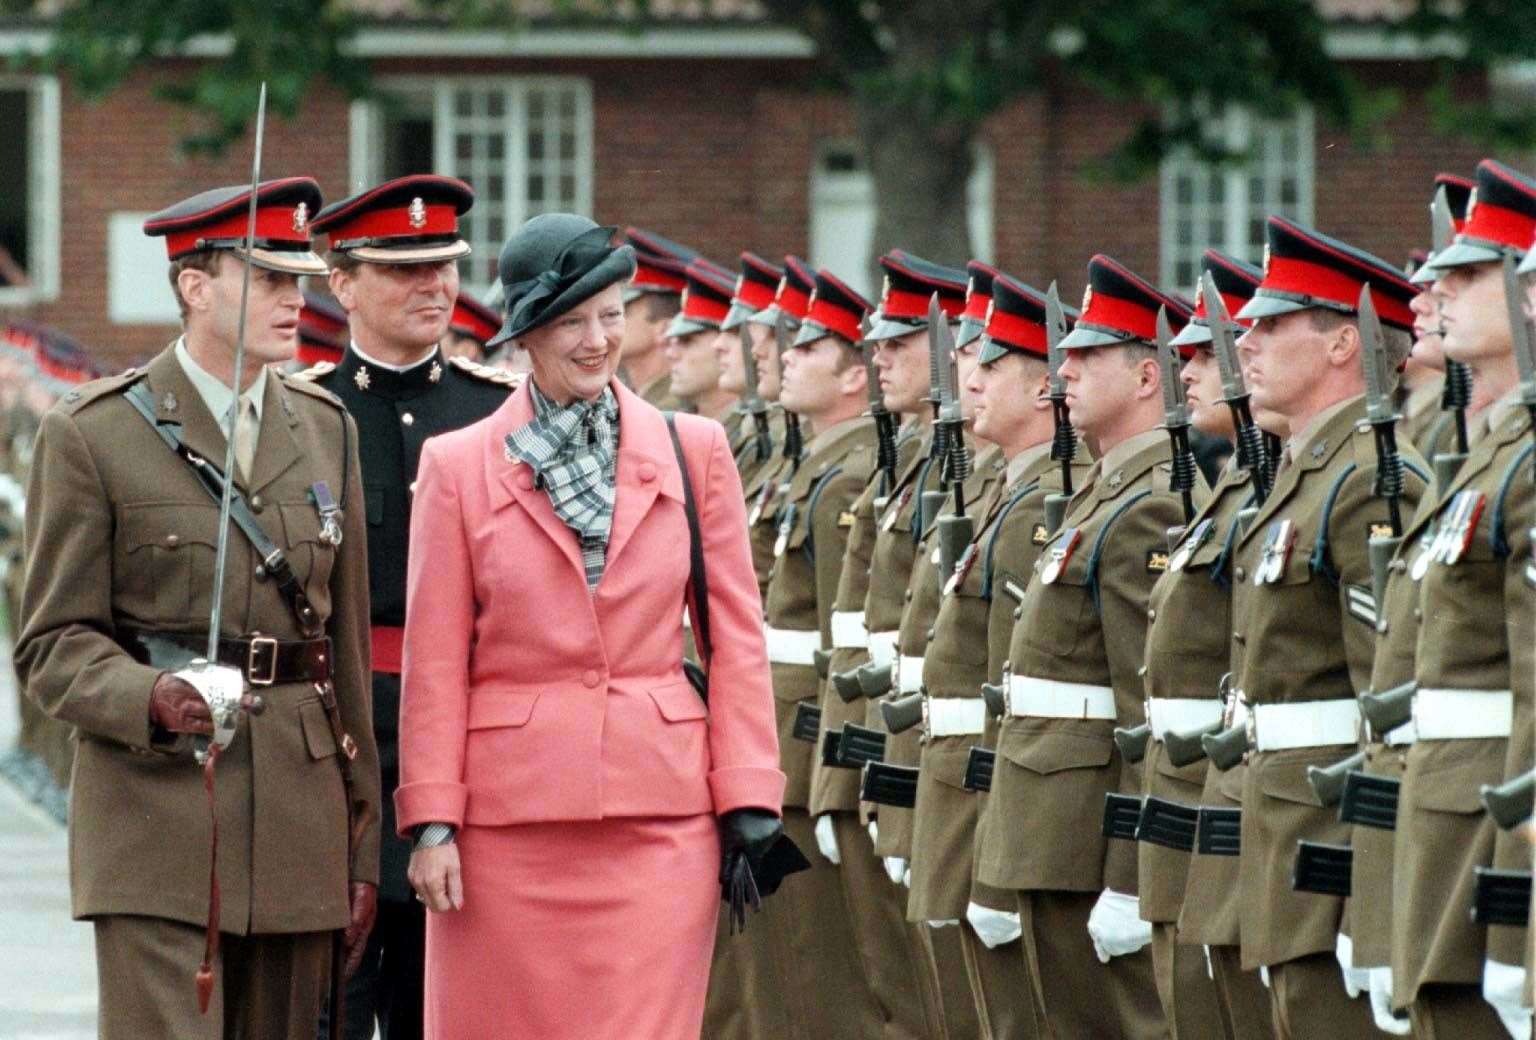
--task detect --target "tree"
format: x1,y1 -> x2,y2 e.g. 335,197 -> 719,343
9,0 -> 1535,271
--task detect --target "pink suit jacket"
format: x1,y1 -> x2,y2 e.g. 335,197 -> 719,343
394,378 -> 786,834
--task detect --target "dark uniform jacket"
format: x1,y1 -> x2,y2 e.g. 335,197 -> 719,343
16,345 -> 379,933
304,345 -> 511,901
976,428 -> 1198,895
763,418 -> 877,810
1229,395 -> 1427,971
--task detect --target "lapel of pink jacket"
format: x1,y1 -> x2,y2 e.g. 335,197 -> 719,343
483,378 -> 685,587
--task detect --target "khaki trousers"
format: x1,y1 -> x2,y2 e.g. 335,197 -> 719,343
1265,952 -> 1376,1039
702,901 -> 795,1039
1151,922 -> 1225,1039
1207,943 -> 1275,1039
1408,982 -> 1506,1038
917,922 -> 982,1040
958,921 -> 1040,1040
1017,890 -> 1163,1040
94,914 -> 330,1040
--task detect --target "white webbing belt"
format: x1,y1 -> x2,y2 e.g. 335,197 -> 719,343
1007,675 -> 1117,721
830,611 -> 869,650
927,697 -> 987,737
1251,699 -> 1360,751
763,625 -> 821,666
868,631 -> 899,669
1147,698 -> 1225,740
899,655 -> 925,695
1412,688 -> 1513,740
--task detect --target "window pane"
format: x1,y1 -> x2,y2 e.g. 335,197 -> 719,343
527,132 -> 543,160
0,88 -> 33,275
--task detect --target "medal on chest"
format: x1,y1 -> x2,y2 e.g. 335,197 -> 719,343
309,481 -> 344,548
1435,489 -> 1486,568
882,485 -> 915,532
1039,527 -> 1082,585
1253,519 -> 1296,585
944,542 -> 980,596
774,502 -> 799,558
1169,517 -> 1214,573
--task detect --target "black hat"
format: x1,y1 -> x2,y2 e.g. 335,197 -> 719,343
1169,251 -> 1263,349
310,174 -> 474,265
1424,160 -> 1536,273
723,253 -> 785,332
958,261 -> 1000,348
865,250 -> 969,342
664,259 -> 736,339
978,275 -> 1077,364
487,214 -> 636,347
1238,217 -> 1417,332
143,176 -> 328,276
623,227 -> 699,303
1059,255 -> 1192,349
750,255 -> 815,328
792,269 -> 873,348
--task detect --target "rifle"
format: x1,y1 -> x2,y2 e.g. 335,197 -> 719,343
864,323 -> 899,497
918,295 -> 950,535
775,313 -> 803,474
1430,187 -> 1473,489
1155,307 -> 1197,525
930,294 -> 975,577
1358,286 -> 1407,609
1202,272 -> 1272,504
739,321 -> 773,463
1042,282 -> 1076,534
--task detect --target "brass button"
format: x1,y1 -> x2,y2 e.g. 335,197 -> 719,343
904,589 -> 913,602
925,627 -> 935,641
410,481 -> 418,495
1233,631 -> 1245,644
165,534 -> 179,546
1377,619 -> 1388,634
1412,607 -> 1422,621
1012,607 -> 1022,620
402,412 -> 415,427
250,494 -> 263,512
254,564 -> 267,580
1146,607 -> 1156,621
1234,566 -> 1246,582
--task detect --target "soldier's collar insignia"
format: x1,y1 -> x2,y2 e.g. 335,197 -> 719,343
1107,470 -> 1123,489
354,366 -> 371,391
292,202 -> 308,233
408,197 -> 428,229
429,360 -> 443,383
161,391 -> 178,412
1310,439 -> 1328,461
1147,549 -> 1170,573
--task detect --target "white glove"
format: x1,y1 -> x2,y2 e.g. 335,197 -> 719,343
868,820 -> 879,847
1086,889 -> 1152,964
1335,932 -> 1370,999
927,919 -> 959,928
813,814 -> 841,866
902,864 -> 912,888
1484,959 -> 1534,1040
884,856 -> 907,885
1368,967 -> 1409,1035
966,901 -> 1022,949
1260,965 -> 1270,989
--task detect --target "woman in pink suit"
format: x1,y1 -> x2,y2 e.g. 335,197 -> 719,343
395,214 -> 787,1039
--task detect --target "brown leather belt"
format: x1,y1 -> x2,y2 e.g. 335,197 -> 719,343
121,629 -> 332,687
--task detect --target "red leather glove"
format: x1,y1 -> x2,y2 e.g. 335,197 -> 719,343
148,673 -> 214,735
343,881 -> 378,978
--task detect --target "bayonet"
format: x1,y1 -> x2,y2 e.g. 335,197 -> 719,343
775,313 -> 803,473
1156,307 -> 1197,523
864,338 -> 899,495
919,294 -> 953,536
739,323 -> 772,463
1203,272 -> 1271,502
929,294 -> 974,575
1427,187 -> 1474,479
1043,281 -> 1076,533
1359,285 -> 1408,613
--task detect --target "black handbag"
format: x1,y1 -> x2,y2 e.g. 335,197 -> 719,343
664,414 -> 809,931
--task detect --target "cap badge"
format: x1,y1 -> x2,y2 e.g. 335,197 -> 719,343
292,202 -> 308,233
1464,188 -> 1478,222
881,274 -> 892,302
984,300 -> 995,322
1081,285 -> 1094,313
354,366 -> 372,391
408,197 -> 428,230
1262,244 -> 1272,276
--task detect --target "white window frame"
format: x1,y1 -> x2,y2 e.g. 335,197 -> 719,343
1159,106 -> 1315,292
0,74 -> 61,305
349,76 -> 594,292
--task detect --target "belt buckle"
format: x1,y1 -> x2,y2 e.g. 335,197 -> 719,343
247,636 -> 279,687
1243,697 -> 1257,752
920,693 -> 932,744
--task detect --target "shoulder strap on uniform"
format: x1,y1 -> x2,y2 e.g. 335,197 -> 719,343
1490,441 -> 1535,558
449,355 -> 522,388
56,367 -> 149,415
804,464 -> 845,564
1085,489 -> 1153,614
288,360 -> 336,382
122,381 -> 324,637
1307,462 -> 1357,587
979,479 -> 1042,601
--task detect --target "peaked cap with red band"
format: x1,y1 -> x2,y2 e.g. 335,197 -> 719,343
1424,160 -> 1536,273
793,268 -> 873,348
450,293 -> 504,347
623,227 -> 699,302
1408,173 -> 1475,285
723,252 -> 786,332
310,174 -> 474,265
1170,251 -> 1263,348
1059,255 -> 1192,349
1237,218 -> 1417,332
958,261 -> 1001,348
866,250 -> 969,342
143,176 -> 328,277
979,275 -> 1078,364
751,255 -> 816,328
665,258 -> 736,339
297,291 -> 348,365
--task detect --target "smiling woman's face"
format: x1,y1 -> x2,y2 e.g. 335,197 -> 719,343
522,283 -> 627,404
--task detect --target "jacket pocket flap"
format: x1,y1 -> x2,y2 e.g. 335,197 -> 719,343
1000,730 -> 1113,775
299,698 -> 338,760
1154,746 -> 1211,788
649,680 -> 708,723
928,746 -> 975,790
467,691 -> 541,730
1257,759 -> 1321,807
280,503 -> 325,548
1412,754 -> 1503,815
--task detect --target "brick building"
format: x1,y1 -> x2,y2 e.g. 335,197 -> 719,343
0,5 -> 1523,367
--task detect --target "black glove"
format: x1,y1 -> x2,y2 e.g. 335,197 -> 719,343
719,809 -> 809,935
719,808 -> 783,874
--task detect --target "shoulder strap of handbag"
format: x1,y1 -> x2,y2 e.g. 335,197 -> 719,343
122,380 -> 323,637
665,412 -> 712,671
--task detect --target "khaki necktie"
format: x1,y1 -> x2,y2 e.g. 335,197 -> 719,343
233,396 -> 258,482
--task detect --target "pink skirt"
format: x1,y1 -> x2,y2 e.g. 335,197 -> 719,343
424,814 -> 721,1040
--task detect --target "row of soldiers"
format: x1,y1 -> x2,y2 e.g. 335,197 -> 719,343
643,156 -> 1536,1039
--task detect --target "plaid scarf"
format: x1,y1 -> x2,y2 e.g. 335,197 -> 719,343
504,381 -> 620,590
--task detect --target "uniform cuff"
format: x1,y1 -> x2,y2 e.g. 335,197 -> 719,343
708,766 -> 787,816
393,781 -> 468,837
970,879 -> 1018,913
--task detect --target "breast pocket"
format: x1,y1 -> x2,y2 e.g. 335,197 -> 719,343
280,502 -> 337,601
115,501 -> 222,622
1019,567 -> 1097,661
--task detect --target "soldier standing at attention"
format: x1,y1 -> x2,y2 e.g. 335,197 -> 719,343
1385,159 -> 1536,1036
16,177 -> 380,1039
666,258 -> 743,426
1223,217 -> 1425,1037
1135,250 -> 1264,1039
761,268 -> 884,1039
442,293 -> 502,364
975,254 -> 1199,1038
714,251 -> 788,486
618,227 -> 698,411
305,174 -> 515,1040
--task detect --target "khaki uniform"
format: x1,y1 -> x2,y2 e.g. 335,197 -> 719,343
1228,396 -> 1425,1037
1139,459 -> 1257,1039
760,416 -> 882,1039
977,428 -> 1198,1038
734,405 -> 790,493
808,429 -> 936,1040
1389,401 -> 1530,1031
640,370 -> 687,413
15,346 -> 380,1038
1401,378 -> 1458,465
